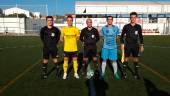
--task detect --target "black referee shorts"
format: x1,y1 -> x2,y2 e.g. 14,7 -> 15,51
125,44 -> 139,57
43,47 -> 58,59
63,51 -> 78,58
84,46 -> 97,58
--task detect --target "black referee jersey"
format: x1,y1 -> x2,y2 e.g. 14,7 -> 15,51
120,23 -> 144,45
80,27 -> 100,49
40,26 -> 60,48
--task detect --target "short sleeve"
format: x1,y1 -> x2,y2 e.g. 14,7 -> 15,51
100,27 -> 104,36
116,26 -> 120,35
75,27 -> 80,37
61,27 -> 65,37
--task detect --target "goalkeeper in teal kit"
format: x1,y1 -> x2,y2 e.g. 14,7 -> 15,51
100,16 -> 120,80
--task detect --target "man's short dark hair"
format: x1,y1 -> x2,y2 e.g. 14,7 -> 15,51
130,12 -> 138,17
106,16 -> 113,21
67,15 -> 73,20
46,16 -> 53,21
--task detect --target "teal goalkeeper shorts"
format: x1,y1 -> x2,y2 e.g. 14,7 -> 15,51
101,48 -> 118,61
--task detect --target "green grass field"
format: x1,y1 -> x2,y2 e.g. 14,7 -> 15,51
0,36 -> 170,96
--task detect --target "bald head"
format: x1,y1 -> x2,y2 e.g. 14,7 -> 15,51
86,18 -> 92,28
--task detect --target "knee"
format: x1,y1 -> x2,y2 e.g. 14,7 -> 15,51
42,59 -> 48,64
93,57 -> 98,62
124,57 -> 129,62
64,57 -> 68,61
83,58 -> 88,62
73,57 -> 77,61
133,57 -> 139,63
53,58 -> 58,64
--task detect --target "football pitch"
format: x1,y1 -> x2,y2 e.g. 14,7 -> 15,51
0,36 -> 170,96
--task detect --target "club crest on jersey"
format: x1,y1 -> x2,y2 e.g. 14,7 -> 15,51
135,31 -> 138,35
51,33 -> 55,37
92,35 -> 95,38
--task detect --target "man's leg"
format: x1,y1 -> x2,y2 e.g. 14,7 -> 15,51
122,45 -> 131,79
73,56 -> 79,79
82,48 -> 89,76
92,57 -> 98,71
101,48 -> 108,78
92,57 -> 100,79
111,60 -> 120,80
109,49 -> 120,80
52,48 -> 60,78
52,58 -> 60,78
42,59 -> 48,79
63,57 -> 68,79
92,48 -> 99,71
132,45 -> 140,79
41,48 -> 49,79
101,60 -> 107,79
122,57 -> 129,79
133,57 -> 140,79
82,57 -> 88,76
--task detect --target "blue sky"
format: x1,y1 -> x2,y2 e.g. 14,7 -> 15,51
0,0 -> 170,16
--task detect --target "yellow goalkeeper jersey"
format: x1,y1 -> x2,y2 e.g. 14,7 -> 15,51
61,26 -> 80,52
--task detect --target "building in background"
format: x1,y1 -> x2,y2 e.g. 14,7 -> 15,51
3,7 -> 41,18
33,12 -> 41,18
3,7 -> 31,17
0,6 -> 44,35
75,1 -> 170,35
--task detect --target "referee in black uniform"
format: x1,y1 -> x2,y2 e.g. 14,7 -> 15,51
80,18 -> 100,76
120,12 -> 144,79
40,16 -> 61,79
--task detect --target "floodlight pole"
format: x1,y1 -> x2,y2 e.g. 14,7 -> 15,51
46,4 -> 48,16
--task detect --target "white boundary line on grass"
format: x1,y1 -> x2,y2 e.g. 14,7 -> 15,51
140,63 -> 170,84
0,59 -> 41,94
144,45 -> 170,49
0,45 -> 170,49
0,45 -> 39,49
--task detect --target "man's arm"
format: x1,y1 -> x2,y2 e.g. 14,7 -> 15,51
95,29 -> 100,42
138,25 -> 144,45
120,26 -> 126,50
40,28 -> 44,42
100,27 -> 104,43
80,29 -> 84,42
116,26 -> 120,39
60,28 -> 64,42
56,28 -> 61,44
138,25 -> 144,52
75,28 -> 80,41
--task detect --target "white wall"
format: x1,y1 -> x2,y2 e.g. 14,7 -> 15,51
4,7 -> 30,17
0,18 -> 25,34
76,5 -> 170,14
74,18 -> 166,35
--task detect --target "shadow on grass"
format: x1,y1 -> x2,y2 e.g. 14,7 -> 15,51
144,78 -> 170,96
86,78 -> 108,96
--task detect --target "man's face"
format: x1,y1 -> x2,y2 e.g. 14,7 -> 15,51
130,15 -> 137,23
67,17 -> 73,26
47,18 -> 53,26
107,17 -> 113,25
86,19 -> 92,28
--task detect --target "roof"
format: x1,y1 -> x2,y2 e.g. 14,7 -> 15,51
4,7 -> 29,12
76,1 -> 170,6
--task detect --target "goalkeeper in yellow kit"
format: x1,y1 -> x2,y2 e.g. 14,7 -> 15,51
61,15 -> 80,79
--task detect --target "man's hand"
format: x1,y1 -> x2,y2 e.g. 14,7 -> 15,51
121,44 -> 124,51
82,42 -> 84,47
140,45 -> 144,53
60,37 -> 63,42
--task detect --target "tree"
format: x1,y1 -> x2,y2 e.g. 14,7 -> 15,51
6,13 -> 27,18
0,8 -> 3,17
29,12 -> 34,18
